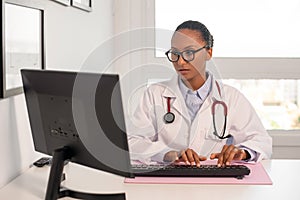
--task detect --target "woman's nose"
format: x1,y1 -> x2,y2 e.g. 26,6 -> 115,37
177,55 -> 187,65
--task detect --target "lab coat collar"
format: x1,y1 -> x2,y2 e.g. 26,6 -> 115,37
161,75 -> 179,98
160,72 -> 225,123
209,75 -> 224,102
161,75 -> 190,122
195,75 -> 225,121
161,72 -> 224,101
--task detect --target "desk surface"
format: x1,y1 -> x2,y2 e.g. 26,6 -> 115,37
0,159 -> 299,200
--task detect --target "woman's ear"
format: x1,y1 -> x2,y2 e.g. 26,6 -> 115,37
206,48 -> 213,60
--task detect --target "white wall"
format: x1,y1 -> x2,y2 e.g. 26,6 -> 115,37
45,0 -> 114,71
0,0 -> 114,188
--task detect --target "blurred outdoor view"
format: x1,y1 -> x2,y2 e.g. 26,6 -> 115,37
223,79 -> 300,130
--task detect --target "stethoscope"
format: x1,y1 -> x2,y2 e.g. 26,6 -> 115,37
164,97 -> 175,123
211,99 -> 231,139
163,81 -> 232,140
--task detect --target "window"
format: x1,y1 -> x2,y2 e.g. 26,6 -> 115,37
223,79 -> 300,130
155,0 -> 300,57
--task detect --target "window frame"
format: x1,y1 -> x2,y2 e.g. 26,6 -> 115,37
0,0 -> 46,98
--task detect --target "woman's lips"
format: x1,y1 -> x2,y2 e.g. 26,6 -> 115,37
178,69 -> 190,75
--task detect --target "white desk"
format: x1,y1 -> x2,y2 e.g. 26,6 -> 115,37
0,159 -> 299,200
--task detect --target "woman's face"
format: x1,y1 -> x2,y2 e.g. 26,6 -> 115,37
171,29 -> 212,83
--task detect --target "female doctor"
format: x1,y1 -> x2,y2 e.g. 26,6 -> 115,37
128,20 -> 272,167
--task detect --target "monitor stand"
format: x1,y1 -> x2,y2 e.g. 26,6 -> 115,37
45,147 -> 126,200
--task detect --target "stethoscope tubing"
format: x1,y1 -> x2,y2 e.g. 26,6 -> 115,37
164,93 -> 231,139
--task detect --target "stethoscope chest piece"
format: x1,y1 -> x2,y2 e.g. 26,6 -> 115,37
164,97 -> 175,123
164,112 -> 175,123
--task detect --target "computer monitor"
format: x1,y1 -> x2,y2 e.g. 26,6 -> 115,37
21,69 -> 133,200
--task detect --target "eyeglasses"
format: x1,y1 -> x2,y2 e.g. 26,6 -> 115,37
165,45 -> 208,62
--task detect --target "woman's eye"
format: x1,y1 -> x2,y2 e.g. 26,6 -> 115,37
171,51 -> 180,55
184,50 -> 194,56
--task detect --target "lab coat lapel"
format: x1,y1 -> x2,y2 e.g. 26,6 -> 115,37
211,77 -> 224,102
161,76 -> 190,123
209,79 -> 228,140
189,77 -> 227,155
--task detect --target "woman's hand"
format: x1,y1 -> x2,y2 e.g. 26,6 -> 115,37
210,144 -> 247,167
164,148 -> 207,167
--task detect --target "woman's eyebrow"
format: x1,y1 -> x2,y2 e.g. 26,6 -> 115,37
184,45 -> 197,49
171,45 -> 198,51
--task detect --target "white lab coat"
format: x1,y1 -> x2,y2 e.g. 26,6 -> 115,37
127,73 -> 272,163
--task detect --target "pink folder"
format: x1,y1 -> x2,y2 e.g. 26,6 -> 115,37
124,160 -> 272,185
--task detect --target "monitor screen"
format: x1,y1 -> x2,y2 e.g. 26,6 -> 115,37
21,69 -> 133,178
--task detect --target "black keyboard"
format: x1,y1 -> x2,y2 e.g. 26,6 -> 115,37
132,164 -> 250,179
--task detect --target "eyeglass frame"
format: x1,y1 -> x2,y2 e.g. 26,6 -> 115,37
165,45 -> 209,62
